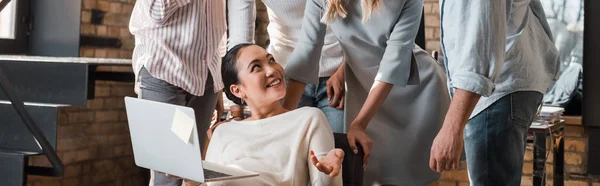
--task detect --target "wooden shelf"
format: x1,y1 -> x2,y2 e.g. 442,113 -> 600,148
562,116 -> 582,125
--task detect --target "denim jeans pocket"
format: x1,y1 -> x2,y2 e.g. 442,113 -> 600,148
510,91 -> 543,127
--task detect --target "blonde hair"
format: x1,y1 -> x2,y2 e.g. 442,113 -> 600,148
321,0 -> 382,24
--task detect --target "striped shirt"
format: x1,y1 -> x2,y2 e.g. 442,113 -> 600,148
129,0 -> 227,96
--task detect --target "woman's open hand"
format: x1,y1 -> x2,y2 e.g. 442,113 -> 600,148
310,149 -> 344,177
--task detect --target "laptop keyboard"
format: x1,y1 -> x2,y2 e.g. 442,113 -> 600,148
204,168 -> 232,179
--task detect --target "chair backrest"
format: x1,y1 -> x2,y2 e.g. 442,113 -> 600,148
333,133 -> 364,186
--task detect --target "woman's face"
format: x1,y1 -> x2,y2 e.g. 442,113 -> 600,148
231,45 -> 286,106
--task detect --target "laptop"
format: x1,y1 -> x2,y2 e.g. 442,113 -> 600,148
124,96 -> 259,183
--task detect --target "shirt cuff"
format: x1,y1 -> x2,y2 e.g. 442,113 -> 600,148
374,45 -> 414,86
449,71 -> 495,97
285,69 -> 319,85
174,0 -> 191,8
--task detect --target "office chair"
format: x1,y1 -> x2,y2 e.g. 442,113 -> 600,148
333,133 -> 364,186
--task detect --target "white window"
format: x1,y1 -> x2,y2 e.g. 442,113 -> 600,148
0,0 -> 17,39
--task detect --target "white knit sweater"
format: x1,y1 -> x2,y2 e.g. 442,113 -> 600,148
205,107 -> 342,186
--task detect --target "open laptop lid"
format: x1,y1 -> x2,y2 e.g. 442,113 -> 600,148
124,96 -> 207,182
124,97 -> 259,183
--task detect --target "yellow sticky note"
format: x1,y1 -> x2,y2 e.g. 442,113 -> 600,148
171,108 -> 195,144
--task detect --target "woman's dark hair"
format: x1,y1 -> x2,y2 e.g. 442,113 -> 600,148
222,43 -> 255,105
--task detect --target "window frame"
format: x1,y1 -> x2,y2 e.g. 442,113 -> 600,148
0,0 -> 30,54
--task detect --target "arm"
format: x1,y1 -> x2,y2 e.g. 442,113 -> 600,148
346,0 -> 422,165
441,89 -> 480,134
429,89 -> 480,172
326,60 -> 345,109
430,0 -> 507,172
307,111 -> 342,186
227,0 -> 257,50
144,0 -> 192,24
215,91 -> 224,121
283,79 -> 307,110
443,0 -> 507,97
350,81 -> 393,129
354,0 -> 424,126
283,0 -> 328,108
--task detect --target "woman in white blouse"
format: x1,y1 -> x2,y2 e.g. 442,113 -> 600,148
182,43 -> 344,186
227,0 -> 346,133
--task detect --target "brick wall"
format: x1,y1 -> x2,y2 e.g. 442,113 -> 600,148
25,0 -> 143,185
423,0 -> 441,52
80,0 -> 135,59
26,82 -> 143,186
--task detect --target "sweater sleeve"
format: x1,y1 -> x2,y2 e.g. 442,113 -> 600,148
375,0 -> 422,86
226,0 -> 256,50
284,0 -> 327,84
306,109 -> 342,186
143,0 -> 192,25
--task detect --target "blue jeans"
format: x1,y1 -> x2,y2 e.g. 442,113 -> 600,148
464,91 -> 542,186
298,77 -> 345,133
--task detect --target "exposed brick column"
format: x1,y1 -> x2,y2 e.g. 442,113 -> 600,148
26,0 -> 143,185
423,0 -> 441,52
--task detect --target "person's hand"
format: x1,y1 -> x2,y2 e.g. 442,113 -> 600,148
207,120 -> 225,140
214,93 -> 224,123
346,123 -> 372,168
429,124 -> 464,172
207,118 -> 243,140
182,179 -> 202,186
310,149 -> 344,177
326,68 -> 345,110
207,105 -> 245,140
282,79 -> 307,110
164,173 -> 202,186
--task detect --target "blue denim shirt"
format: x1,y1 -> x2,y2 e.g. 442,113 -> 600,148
440,0 -> 560,118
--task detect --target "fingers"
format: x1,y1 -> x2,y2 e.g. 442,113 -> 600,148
336,95 -> 344,110
319,156 -> 333,173
207,121 -> 225,140
310,151 -> 319,167
326,82 -> 333,102
359,139 -> 372,168
183,180 -> 203,186
445,158 -> 453,171
429,152 -> 437,172
310,151 -> 327,173
206,129 -> 213,140
347,135 -> 358,154
329,83 -> 345,108
329,149 -> 343,177
334,149 -> 344,159
329,164 -> 341,177
436,157 -> 443,173
332,84 -> 341,105
453,159 -> 459,170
